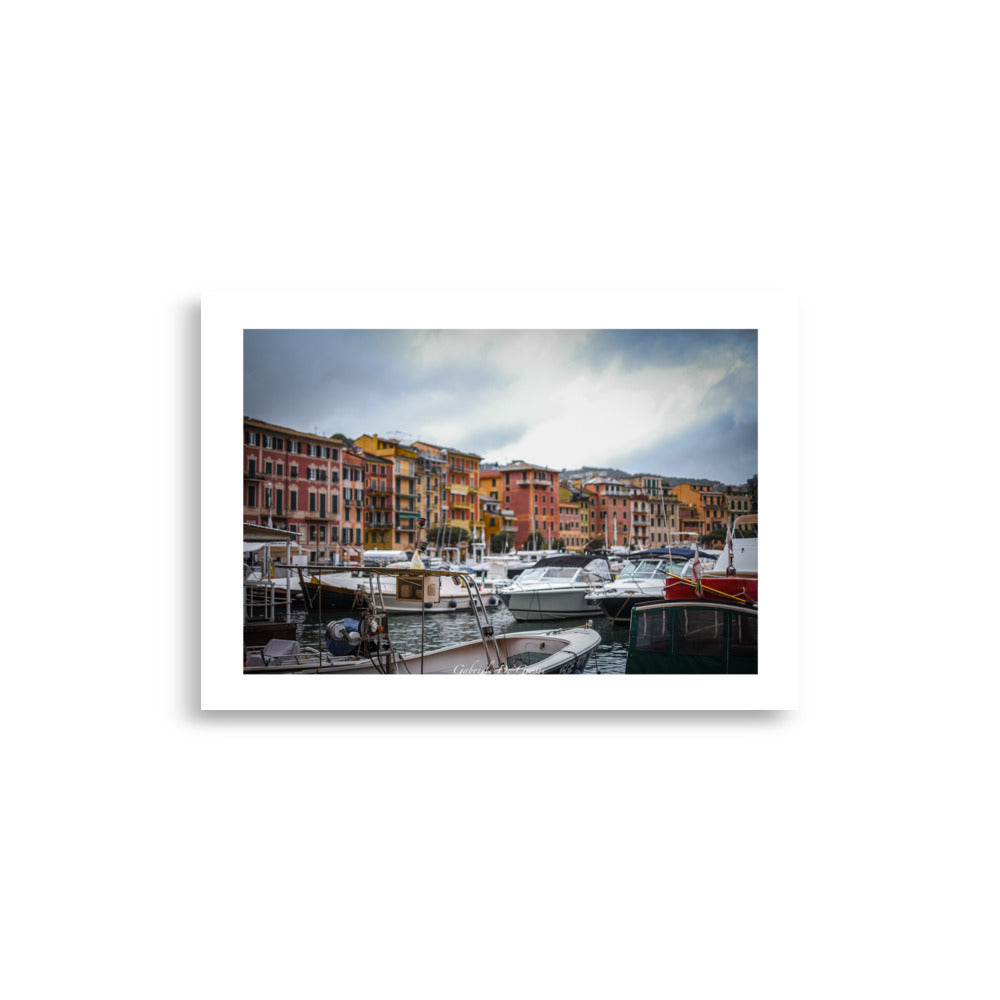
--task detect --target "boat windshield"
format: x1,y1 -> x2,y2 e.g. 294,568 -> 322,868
674,555 -> 718,576
621,559 -> 683,580
517,566 -> 581,583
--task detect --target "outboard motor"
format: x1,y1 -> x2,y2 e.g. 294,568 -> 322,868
325,618 -> 362,657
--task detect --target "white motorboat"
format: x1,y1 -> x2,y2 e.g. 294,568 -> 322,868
244,567 -> 601,674
497,554 -> 613,622
584,546 -> 719,624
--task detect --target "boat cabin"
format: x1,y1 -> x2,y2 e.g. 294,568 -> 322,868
512,554 -> 613,586
626,601 -> 758,674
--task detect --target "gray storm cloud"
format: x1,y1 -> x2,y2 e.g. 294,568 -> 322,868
244,329 -> 757,482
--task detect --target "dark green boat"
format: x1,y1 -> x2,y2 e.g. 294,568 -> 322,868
626,601 -> 758,674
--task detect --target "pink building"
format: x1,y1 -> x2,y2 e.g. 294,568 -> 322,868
494,461 -> 560,548
244,418 -> 352,563
584,477 -> 640,547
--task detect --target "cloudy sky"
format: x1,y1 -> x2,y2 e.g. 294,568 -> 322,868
243,330 -> 757,484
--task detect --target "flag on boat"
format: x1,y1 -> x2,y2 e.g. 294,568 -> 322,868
725,523 -> 734,575
410,550 -> 424,569
692,548 -> 703,597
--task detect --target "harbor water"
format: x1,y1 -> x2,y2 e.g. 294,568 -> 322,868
285,602 -> 630,673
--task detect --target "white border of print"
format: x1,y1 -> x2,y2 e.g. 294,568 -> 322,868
202,289 -> 798,710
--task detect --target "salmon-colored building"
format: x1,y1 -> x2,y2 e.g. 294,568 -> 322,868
583,477 -> 640,548
244,418 -> 347,563
340,449 -> 366,560
493,462 -> 561,548
557,486 -> 588,550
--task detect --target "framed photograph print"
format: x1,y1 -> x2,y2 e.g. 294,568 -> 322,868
202,289 -> 797,710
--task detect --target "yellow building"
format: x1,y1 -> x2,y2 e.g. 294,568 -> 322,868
354,434 -> 422,550
443,446 -> 483,559
479,469 -> 516,552
409,440 -> 449,548
726,491 -> 755,520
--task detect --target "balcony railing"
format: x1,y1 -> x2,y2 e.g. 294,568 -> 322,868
301,509 -> 336,520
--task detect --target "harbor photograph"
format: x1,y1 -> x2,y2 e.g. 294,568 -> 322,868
242,328 -> 759,676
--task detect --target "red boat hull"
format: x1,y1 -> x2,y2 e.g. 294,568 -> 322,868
662,574 -> 758,606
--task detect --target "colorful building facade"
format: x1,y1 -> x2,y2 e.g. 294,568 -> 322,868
479,468 -> 516,552
354,434 -> 422,551
443,446 -> 483,558
247,422 -> 756,558
583,477 -> 640,548
362,451 -> 395,550
494,462 -> 560,549
244,418 -> 347,562
340,449 -> 366,558
630,475 -> 680,548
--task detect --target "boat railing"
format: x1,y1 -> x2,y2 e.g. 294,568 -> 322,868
244,576 -> 280,622
459,573 -> 506,673
359,568 -> 507,674
359,575 -> 398,674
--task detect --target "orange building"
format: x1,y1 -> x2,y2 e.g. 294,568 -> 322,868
672,483 -> 728,538
479,468 -> 516,551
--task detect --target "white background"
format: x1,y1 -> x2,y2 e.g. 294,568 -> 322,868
5,3 -> 996,998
